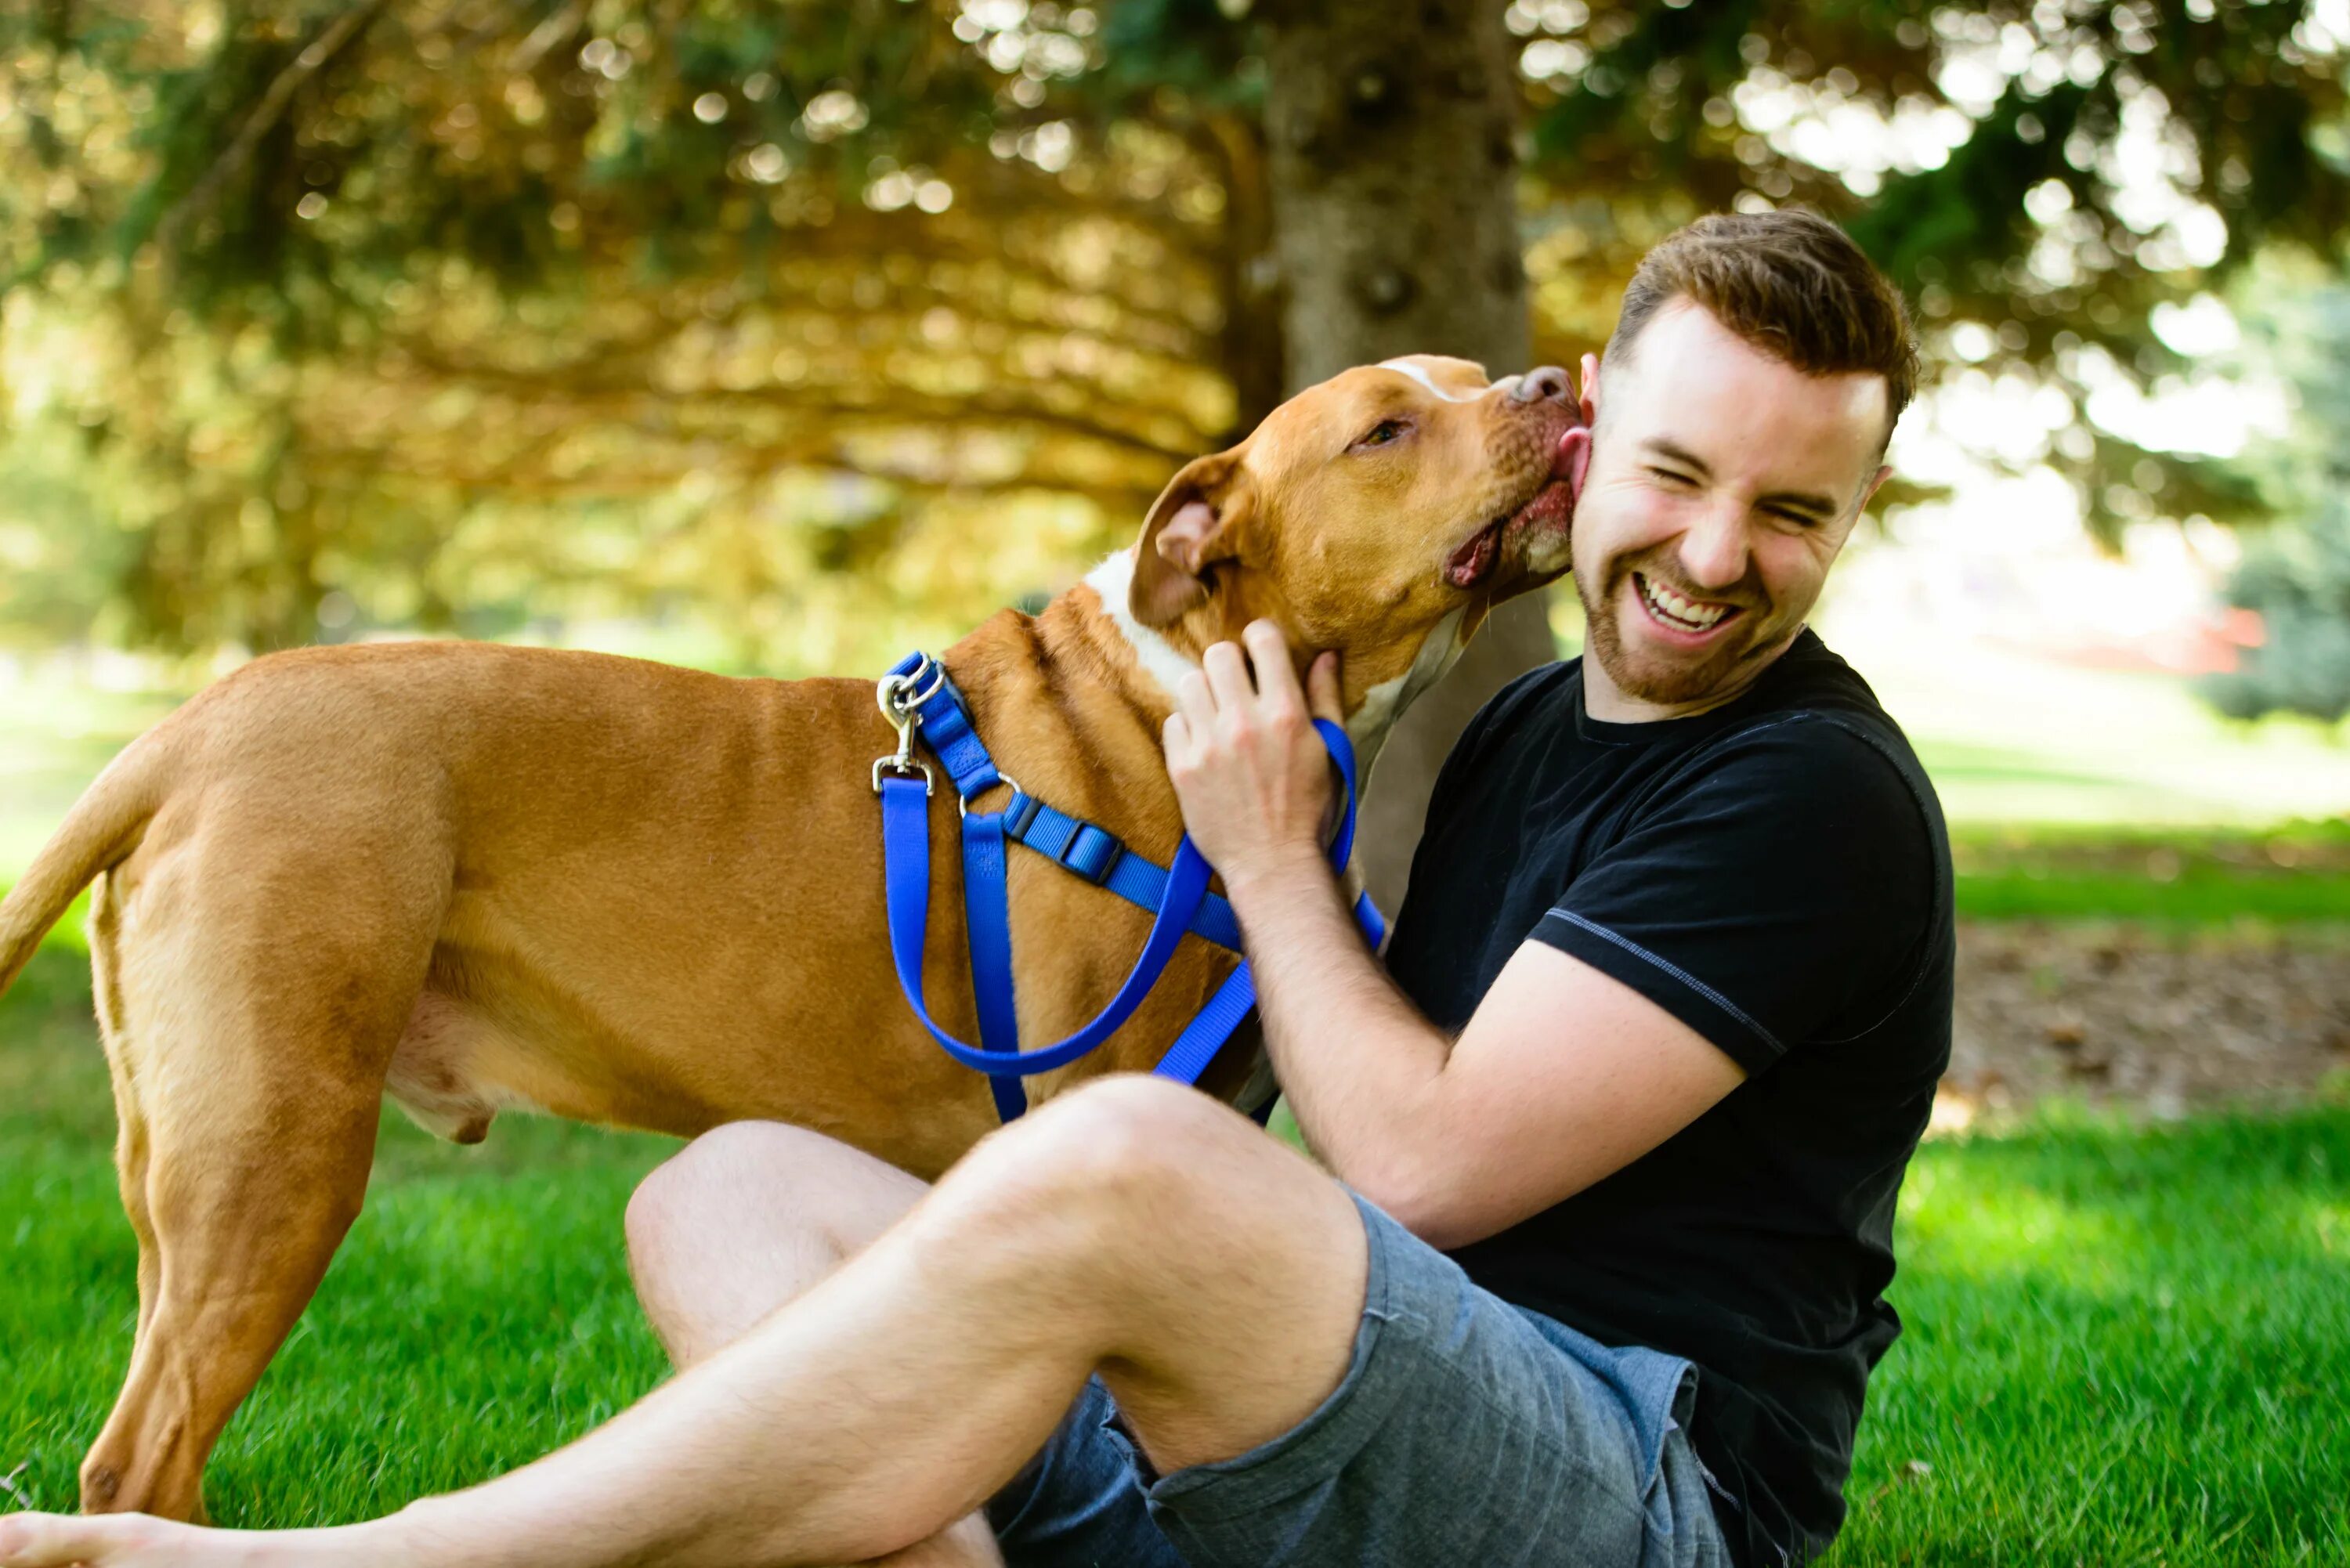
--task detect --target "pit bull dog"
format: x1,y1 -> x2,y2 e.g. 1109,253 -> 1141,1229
0,354 -> 1587,1523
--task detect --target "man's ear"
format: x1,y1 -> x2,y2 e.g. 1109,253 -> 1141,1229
1131,449 -> 1255,628
1862,462 -> 1893,511
1564,425 -> 1593,507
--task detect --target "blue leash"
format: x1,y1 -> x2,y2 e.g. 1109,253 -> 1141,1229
873,652 -> 1384,1120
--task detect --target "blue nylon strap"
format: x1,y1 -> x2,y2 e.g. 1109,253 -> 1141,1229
1002,793 -> 1246,953
887,654 -> 1001,798
879,652 -> 1385,1118
959,807 -> 1027,1122
883,773 -> 1217,1077
1147,717 -> 1380,1089
1145,960 -> 1262,1088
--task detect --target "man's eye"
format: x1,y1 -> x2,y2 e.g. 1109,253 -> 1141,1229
1359,419 -> 1407,447
1650,468 -> 1695,487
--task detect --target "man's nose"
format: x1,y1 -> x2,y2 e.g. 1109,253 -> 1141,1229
1679,504 -> 1751,590
1508,365 -> 1572,405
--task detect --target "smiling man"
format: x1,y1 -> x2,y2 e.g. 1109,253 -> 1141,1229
0,210 -> 1947,1568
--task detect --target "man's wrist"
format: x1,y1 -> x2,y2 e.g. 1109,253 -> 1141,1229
1219,840 -> 1342,907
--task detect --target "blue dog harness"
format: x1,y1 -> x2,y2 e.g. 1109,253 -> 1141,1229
873,651 -> 1385,1121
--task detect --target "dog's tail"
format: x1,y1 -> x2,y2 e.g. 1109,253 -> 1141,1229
0,728 -> 170,997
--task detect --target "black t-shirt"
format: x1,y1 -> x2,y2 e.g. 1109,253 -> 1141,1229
1383,629 -> 1954,1568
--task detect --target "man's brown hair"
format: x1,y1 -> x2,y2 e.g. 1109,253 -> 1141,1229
1606,208 -> 1918,443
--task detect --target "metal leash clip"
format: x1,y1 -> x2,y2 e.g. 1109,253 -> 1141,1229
872,668 -> 936,796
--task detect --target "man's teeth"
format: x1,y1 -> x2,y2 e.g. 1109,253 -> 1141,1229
1639,575 -> 1730,630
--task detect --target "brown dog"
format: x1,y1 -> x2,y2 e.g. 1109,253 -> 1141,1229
0,354 -> 1585,1523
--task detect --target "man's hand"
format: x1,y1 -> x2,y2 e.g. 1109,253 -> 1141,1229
1162,621 -> 1345,894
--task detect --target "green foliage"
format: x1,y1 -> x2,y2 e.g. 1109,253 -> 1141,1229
5,2 -> 2350,656
2204,269 -> 2350,721
2208,507 -> 2350,721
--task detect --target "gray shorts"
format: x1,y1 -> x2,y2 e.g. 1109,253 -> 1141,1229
986,1190 -> 1734,1568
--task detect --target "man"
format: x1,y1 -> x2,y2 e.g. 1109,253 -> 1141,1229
0,208 -> 1949,1568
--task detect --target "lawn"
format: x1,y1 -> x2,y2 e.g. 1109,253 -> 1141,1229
2,945 -> 2346,1563
1948,819 -> 2350,927
4,654 -> 2348,1561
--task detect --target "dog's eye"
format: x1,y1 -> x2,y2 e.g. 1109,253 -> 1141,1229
1357,419 -> 1408,448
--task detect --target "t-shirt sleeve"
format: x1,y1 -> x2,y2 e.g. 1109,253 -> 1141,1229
1530,717 -> 1936,1074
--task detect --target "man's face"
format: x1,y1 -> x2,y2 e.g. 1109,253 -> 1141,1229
1571,300 -> 1892,717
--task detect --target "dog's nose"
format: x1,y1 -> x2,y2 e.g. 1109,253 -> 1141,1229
1509,365 -> 1572,405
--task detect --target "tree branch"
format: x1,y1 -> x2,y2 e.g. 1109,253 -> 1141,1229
154,0 -> 396,262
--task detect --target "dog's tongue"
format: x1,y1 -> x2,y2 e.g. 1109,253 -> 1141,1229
1445,522 -> 1501,588
1448,425 -> 1586,590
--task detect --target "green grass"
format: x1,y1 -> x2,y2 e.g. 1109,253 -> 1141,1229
1949,819 -> 2350,927
1832,1100 -> 2350,1566
0,944 -> 682,1528
4,953 -> 2348,1561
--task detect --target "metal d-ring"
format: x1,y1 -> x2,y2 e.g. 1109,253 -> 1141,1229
879,658 -> 945,725
958,774 -> 1022,818
900,658 -> 948,711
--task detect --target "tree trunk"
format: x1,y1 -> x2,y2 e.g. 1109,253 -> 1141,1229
1260,0 -> 1554,909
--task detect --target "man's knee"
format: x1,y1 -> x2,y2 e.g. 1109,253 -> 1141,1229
624,1119 -> 854,1272
927,1077 -> 1274,1283
1006,1075 -> 1248,1198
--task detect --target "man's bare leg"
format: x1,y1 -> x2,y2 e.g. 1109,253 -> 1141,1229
0,1075 -> 1372,1568
622,1121 -> 1003,1568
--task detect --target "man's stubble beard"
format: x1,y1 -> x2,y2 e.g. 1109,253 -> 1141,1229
1574,547 -> 1782,710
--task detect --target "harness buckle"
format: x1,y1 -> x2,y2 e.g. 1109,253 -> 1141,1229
1056,824 -> 1125,886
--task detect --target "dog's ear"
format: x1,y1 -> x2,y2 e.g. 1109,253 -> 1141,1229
1132,450 -> 1256,628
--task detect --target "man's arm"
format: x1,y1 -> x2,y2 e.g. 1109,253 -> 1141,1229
1165,623 -> 1744,1251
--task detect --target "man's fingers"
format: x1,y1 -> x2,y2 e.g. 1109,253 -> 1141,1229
1162,710 -> 1191,760
1174,668 -> 1218,732
1239,621 -> 1307,717
1307,652 -> 1345,725
1201,639 -> 1255,713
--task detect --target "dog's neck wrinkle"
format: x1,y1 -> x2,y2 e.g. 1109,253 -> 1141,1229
1036,576 -> 1182,745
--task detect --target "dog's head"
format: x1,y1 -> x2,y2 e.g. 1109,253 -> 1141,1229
1126,355 -> 1589,722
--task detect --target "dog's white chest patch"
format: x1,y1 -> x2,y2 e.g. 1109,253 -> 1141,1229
1083,549 -> 1198,699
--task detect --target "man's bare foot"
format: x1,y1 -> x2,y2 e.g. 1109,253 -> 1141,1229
0,1509 -> 250,1568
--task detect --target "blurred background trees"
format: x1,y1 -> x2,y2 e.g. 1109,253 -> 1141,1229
5,0 -> 2350,889
2204,262 -> 2350,723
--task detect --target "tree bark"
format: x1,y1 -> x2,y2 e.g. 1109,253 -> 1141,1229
1260,0 -> 1555,909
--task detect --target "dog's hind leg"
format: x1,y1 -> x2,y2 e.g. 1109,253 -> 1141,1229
88,874 -> 162,1397
77,826 -> 444,1523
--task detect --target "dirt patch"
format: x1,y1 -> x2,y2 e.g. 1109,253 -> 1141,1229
1939,922 -> 2350,1129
